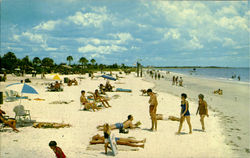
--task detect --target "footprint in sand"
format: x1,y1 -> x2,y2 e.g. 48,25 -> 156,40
237,136 -> 241,140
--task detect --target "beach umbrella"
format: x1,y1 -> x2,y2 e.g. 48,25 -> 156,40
6,83 -> 38,104
101,75 -> 116,81
53,74 -> 61,80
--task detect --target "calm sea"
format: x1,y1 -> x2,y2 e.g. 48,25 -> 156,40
160,68 -> 249,83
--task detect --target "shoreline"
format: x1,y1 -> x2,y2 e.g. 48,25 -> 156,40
143,70 -> 250,157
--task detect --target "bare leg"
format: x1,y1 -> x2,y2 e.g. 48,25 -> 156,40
156,114 -> 163,120
104,100 -> 111,107
119,138 -> 146,144
4,119 -> 19,132
186,116 -> 192,134
177,116 -> 185,134
200,115 -> 205,131
117,141 -> 144,148
90,140 -> 104,144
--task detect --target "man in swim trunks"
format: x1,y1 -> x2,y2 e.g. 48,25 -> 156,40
147,89 -> 158,131
97,115 -> 141,131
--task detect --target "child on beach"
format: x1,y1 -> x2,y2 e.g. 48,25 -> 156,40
147,89 -> 158,131
103,124 -> 112,154
176,93 -> 192,134
196,94 -> 209,131
49,141 -> 66,158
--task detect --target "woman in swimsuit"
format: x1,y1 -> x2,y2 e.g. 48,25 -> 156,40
196,94 -> 209,131
176,93 -> 192,134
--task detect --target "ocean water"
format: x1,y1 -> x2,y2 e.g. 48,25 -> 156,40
160,68 -> 249,83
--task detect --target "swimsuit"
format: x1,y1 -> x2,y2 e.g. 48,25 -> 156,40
55,146 -> 66,158
181,103 -> 190,116
198,101 -> 206,115
115,123 -> 123,129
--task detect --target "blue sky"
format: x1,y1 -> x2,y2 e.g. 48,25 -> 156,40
1,0 -> 249,67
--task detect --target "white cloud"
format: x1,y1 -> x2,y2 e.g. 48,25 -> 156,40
223,38 -> 236,47
34,20 -> 61,31
22,32 -> 46,43
216,5 -> 238,16
7,46 -> 23,52
78,44 -> 127,55
68,11 -> 108,28
164,29 -> 181,40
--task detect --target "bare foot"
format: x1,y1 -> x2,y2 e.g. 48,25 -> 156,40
189,132 -> 192,134
175,132 -> 180,135
143,138 -> 146,143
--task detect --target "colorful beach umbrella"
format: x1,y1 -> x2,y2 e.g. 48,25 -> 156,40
53,75 -> 61,80
6,83 -> 38,104
6,83 -> 38,94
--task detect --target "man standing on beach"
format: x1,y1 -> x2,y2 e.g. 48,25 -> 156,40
147,89 -> 158,131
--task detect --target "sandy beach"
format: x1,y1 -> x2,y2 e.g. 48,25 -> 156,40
0,72 -> 239,158
144,70 -> 250,157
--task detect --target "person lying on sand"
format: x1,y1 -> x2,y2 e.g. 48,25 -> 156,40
213,89 -> 223,95
93,89 -> 111,108
196,94 -> 209,131
155,114 -> 180,121
33,122 -> 71,128
0,108 -> 19,132
80,90 -> 101,112
90,133 -> 146,148
97,115 -> 141,131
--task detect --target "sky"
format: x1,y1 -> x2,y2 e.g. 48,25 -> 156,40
1,0 -> 249,67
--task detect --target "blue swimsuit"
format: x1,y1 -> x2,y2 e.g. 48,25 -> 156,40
181,103 -> 190,116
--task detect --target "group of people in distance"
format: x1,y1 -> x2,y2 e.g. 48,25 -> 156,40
48,81 -> 63,91
172,76 -> 183,87
67,78 -> 78,86
146,89 -> 209,134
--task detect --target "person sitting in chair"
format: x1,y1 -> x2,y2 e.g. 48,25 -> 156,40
93,89 -> 111,108
0,107 -> 19,132
80,90 -> 101,112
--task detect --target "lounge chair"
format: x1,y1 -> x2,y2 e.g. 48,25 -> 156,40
5,91 -> 17,102
13,105 -> 31,125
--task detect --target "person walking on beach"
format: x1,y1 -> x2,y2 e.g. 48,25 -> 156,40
176,93 -> 192,134
196,94 -> 209,131
49,141 -> 66,158
172,76 -> 175,85
175,76 -> 179,86
147,89 -> 158,131
179,77 -> 183,87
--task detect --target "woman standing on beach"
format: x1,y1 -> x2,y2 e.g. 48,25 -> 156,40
177,93 -> 192,134
196,94 -> 209,131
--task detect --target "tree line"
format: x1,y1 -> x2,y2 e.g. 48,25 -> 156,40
0,52 -> 131,74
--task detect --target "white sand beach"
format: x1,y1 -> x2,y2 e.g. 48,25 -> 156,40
0,72 -> 238,157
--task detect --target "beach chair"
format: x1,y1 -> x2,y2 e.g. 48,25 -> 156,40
0,114 -> 9,130
5,91 -> 17,102
13,105 -> 31,125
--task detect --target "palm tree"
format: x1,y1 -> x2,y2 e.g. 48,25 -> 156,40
66,56 -> 73,66
90,59 -> 96,65
79,57 -> 88,73
33,57 -> 41,66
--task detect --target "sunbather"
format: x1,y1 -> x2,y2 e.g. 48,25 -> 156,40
97,115 -> 141,131
80,90 -> 101,112
90,133 -> 145,148
99,84 -> 106,95
0,108 -> 19,132
105,80 -> 113,92
94,89 -> 111,108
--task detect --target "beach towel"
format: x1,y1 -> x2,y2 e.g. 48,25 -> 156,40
116,88 -> 132,92
86,144 -> 139,151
